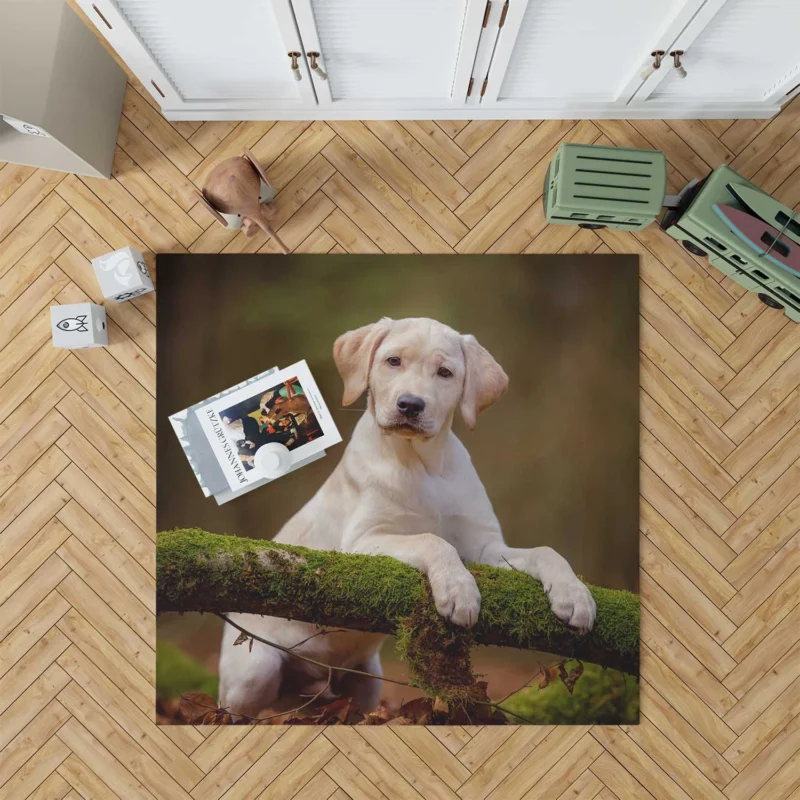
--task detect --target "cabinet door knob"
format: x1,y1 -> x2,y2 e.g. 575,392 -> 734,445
288,52 -> 302,81
670,50 -> 687,79
307,52 -> 328,81
640,50 -> 665,81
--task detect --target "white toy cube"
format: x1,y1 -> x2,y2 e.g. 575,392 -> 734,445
91,246 -> 154,302
51,303 -> 108,349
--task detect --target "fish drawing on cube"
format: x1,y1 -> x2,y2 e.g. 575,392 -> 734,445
91,245 -> 154,302
51,303 -> 107,349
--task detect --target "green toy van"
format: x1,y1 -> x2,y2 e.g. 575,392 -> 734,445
660,165 -> 800,323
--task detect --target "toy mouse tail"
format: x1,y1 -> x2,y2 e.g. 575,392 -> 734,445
254,214 -> 290,255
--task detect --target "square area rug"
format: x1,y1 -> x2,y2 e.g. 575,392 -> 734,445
156,254 -> 640,726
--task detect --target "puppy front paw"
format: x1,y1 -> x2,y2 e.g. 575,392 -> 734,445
429,568 -> 481,628
546,579 -> 596,634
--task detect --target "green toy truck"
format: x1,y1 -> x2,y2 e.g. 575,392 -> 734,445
544,143 -> 800,322
660,165 -> 800,323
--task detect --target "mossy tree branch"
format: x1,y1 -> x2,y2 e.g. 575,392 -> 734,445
157,529 -> 640,683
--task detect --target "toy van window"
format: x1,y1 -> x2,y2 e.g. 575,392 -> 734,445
777,287 -> 800,305
704,236 -> 727,251
570,213 -> 588,218
598,215 -> 613,220
776,212 -> 800,238
752,269 -> 769,280
761,233 -> 790,258
731,254 -> 747,265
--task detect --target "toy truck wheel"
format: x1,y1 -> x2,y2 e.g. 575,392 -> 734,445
682,240 -> 707,257
578,223 -> 606,230
758,293 -> 784,310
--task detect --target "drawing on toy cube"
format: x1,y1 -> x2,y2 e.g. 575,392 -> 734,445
51,303 -> 107,349
91,245 -> 154,302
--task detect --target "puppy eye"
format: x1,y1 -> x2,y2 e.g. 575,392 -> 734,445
437,367 -> 453,378
387,356 -> 401,367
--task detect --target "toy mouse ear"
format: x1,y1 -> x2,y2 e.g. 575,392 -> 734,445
243,148 -> 273,190
196,190 -> 229,228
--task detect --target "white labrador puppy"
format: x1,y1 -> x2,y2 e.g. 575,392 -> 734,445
219,317 -> 596,717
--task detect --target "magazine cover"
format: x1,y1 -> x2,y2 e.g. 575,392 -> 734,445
194,360 -> 342,491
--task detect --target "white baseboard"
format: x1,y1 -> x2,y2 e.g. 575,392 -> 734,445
163,103 -> 780,122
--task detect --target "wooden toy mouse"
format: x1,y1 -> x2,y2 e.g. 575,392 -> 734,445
197,148 -> 289,254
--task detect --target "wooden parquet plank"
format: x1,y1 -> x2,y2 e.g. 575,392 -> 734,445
0,697 -> 71,790
641,499 -> 736,608
589,751 -> 655,800
723,536 -> 800,628
258,734 -> 338,800
57,752 -> 121,799
191,727 -> 311,800
365,121 -> 469,210
57,571 -> 154,682
328,123 -> 466,248
55,534 -> 153,643
400,121 -> 469,175
121,85 -> 202,176
27,770 -> 71,800
0,669 -> 70,756
457,728 -> 551,800
639,678 -> 738,790
56,716 -> 158,800
55,452 -> 153,558
323,752 -> 387,800
0,169 -> 66,243
0,556 -> 70,643
640,570 -> 737,682
56,465 -> 154,570
3,68 -> 800,800
591,726 -> 694,800
0,163 -> 37,206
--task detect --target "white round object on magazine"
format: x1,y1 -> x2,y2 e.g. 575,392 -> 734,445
254,442 -> 292,478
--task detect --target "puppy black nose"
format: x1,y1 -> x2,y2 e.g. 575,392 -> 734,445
397,394 -> 425,418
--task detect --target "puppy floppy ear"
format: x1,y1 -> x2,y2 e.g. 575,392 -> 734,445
334,318 -> 393,406
459,334 -> 509,430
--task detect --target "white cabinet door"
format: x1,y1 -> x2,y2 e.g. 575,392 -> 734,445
479,0 -> 706,110
633,0 -> 800,110
76,0 -> 316,112
289,0 -> 487,109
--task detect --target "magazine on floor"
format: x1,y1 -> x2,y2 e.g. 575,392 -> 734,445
187,360 -> 341,496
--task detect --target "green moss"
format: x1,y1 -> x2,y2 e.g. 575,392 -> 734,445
157,529 -> 639,678
470,566 -> 639,666
500,660 -> 639,724
157,527 -> 428,627
156,639 -> 218,699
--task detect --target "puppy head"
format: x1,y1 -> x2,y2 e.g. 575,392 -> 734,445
334,317 -> 508,438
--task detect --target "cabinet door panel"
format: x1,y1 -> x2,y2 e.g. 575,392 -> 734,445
482,0 -> 704,107
291,0 -> 486,107
489,0 -> 695,104
646,0 -> 800,104
77,0 -> 315,110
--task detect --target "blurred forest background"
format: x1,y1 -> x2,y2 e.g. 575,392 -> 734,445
156,254 -> 639,721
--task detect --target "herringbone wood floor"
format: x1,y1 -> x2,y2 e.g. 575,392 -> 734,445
2,66 -> 800,799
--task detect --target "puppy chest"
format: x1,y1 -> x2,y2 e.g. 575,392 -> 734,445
397,475 -> 467,538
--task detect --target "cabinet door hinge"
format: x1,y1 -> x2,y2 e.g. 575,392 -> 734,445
480,76 -> 489,97
499,0 -> 509,27
467,77 -> 474,97
482,0 -> 491,27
